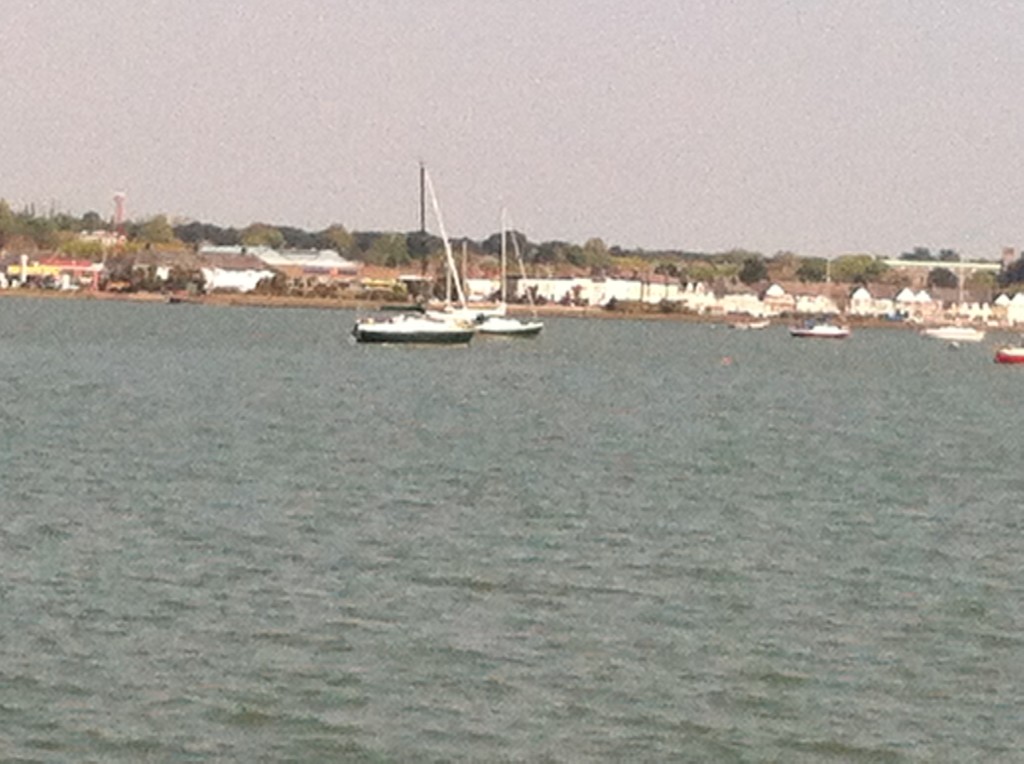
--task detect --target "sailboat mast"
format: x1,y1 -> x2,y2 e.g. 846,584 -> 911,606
506,213 -> 536,316
419,162 -> 426,234
500,208 -> 507,304
461,241 -> 468,301
423,169 -> 468,308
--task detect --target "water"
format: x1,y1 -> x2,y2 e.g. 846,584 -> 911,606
1,296 -> 1022,762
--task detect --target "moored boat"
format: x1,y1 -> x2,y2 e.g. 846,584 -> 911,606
476,315 -> 544,337
921,325 -> 986,343
994,345 -> 1024,364
789,320 -> 850,339
729,318 -> 770,330
352,313 -> 474,344
474,210 -> 544,338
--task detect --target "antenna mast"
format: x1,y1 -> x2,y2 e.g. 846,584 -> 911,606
419,162 -> 426,234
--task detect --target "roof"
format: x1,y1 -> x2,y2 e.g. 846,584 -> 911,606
133,249 -> 200,268
255,248 -> 359,273
198,253 -> 274,271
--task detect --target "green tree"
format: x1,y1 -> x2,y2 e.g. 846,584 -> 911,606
59,238 -> 105,260
927,267 -> 958,289
0,199 -> 17,246
534,241 -> 571,265
582,237 -> 612,269
900,246 -> 934,261
365,233 -> 409,266
22,216 -> 58,250
830,255 -> 889,284
687,263 -> 721,283
81,210 -> 104,231
738,256 -> 768,284
795,258 -> 828,283
240,223 -> 285,249
319,224 -> 354,256
137,214 -> 175,245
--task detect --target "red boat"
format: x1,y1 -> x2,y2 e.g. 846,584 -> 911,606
994,346 -> 1024,364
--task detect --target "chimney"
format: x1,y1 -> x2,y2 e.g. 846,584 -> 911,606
1002,247 -> 1016,270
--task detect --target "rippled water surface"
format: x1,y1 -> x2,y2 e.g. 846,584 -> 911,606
2,296 -> 1023,761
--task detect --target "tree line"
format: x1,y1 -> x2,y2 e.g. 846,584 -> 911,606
0,199 -> 1017,290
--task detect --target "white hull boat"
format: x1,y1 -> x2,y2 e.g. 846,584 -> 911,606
789,322 -> 850,339
730,318 -> 770,330
352,314 -> 474,344
920,326 -> 985,343
475,209 -> 544,338
476,315 -> 544,337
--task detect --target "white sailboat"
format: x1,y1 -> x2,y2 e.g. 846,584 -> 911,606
421,173 -> 505,325
477,210 -> 544,338
353,167 -> 477,343
351,312 -> 475,344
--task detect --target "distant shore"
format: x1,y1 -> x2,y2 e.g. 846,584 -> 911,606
0,287 -> 987,332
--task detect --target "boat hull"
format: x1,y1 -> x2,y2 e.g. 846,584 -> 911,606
476,317 -> 544,337
789,326 -> 850,339
353,327 -> 474,344
921,326 -> 985,343
994,347 -> 1024,364
352,315 -> 474,344
730,319 -> 770,330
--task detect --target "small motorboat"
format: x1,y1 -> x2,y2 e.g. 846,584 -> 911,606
921,325 -> 986,343
729,318 -> 770,330
994,346 -> 1024,364
789,320 -> 850,339
476,315 -> 544,337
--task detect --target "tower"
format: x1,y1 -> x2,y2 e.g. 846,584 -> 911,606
113,191 -> 126,234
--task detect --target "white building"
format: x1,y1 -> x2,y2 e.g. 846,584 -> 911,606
197,247 -> 277,292
848,286 -> 896,317
1005,292 -> 1024,325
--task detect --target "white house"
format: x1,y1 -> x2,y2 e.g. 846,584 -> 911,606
198,251 -> 277,292
761,283 -> 795,315
794,293 -> 841,315
848,286 -> 895,317
1006,292 -> 1024,325
718,291 -> 766,317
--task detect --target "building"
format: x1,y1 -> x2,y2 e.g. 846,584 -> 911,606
6,255 -> 103,289
250,248 -> 359,291
197,249 -> 277,292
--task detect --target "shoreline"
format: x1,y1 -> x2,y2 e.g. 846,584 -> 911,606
0,287 -> 998,332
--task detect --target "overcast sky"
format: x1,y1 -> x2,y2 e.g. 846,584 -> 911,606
2,0 -> 1023,258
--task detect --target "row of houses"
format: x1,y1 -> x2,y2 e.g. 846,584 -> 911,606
5,246 -> 1024,324
0,246 -> 360,293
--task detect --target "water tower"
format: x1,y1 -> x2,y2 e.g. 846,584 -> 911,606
113,191 -> 126,233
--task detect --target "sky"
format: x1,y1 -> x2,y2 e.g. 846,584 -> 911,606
2,0 -> 1024,259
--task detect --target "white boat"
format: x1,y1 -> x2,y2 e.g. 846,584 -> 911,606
425,303 -> 504,325
477,315 -> 544,337
920,325 -> 986,343
352,313 -> 474,344
476,210 -> 544,338
355,167 -> 477,345
425,235 -> 506,324
789,320 -> 850,339
729,318 -> 770,330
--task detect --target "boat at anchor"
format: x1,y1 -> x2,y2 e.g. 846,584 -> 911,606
352,313 -> 474,344
789,319 -> 850,339
920,325 -> 986,343
994,345 -> 1024,364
